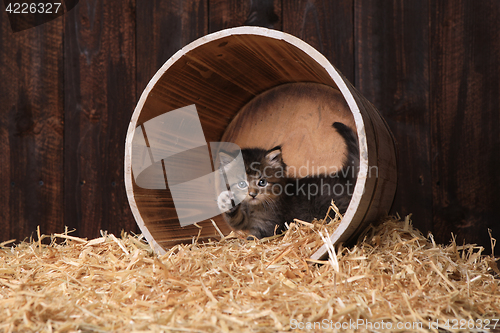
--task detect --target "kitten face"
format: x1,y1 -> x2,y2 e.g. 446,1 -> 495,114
219,147 -> 286,208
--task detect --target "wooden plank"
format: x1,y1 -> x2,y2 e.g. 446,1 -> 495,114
134,0 -> 209,248
355,1 -> 432,234
209,0 -> 281,32
136,0 -> 208,95
64,0 -> 137,238
0,17 -> 64,241
430,1 -> 500,249
283,0 -> 354,83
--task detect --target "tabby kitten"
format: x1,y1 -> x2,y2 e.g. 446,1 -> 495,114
217,122 -> 359,239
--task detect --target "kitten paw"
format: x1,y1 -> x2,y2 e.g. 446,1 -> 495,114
217,191 -> 234,213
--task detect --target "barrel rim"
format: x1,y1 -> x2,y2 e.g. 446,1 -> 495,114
124,26 -> 370,256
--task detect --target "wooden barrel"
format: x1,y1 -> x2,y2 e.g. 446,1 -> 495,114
124,26 -> 397,259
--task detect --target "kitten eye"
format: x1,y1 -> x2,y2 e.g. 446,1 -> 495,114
237,181 -> 248,189
258,179 -> 268,187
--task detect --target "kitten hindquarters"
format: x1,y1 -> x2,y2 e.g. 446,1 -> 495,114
282,175 -> 355,225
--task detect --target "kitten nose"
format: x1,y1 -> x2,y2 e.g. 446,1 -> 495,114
249,191 -> 258,198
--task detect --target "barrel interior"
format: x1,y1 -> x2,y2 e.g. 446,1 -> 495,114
221,82 -> 356,177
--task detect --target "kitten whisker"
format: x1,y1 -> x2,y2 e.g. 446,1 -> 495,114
263,197 -> 278,215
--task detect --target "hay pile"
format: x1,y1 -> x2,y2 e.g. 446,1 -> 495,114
0,212 -> 499,332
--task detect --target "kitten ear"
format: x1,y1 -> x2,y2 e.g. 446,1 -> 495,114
266,146 -> 282,167
218,152 -> 234,167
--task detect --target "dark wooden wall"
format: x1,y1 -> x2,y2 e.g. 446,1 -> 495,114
1,1 -> 499,251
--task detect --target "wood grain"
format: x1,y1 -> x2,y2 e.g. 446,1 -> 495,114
431,0 -> 500,248
221,83 -> 356,175
0,15 -> 64,242
134,0 -> 212,249
64,0 -> 137,237
209,0 -> 281,32
355,1 -> 432,234
136,0 -> 208,95
283,0 -> 354,83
